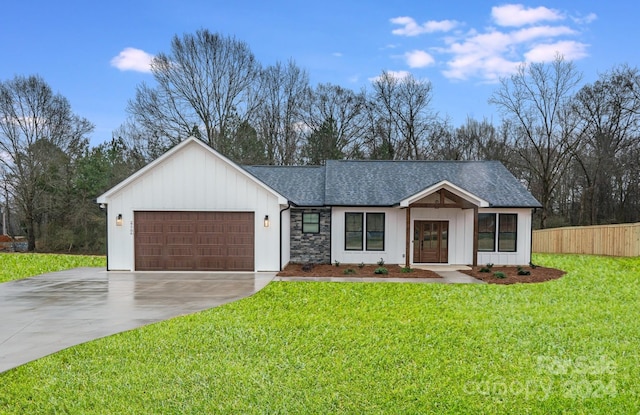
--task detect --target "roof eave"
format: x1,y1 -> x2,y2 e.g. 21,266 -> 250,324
324,203 -> 398,208
488,204 -> 543,209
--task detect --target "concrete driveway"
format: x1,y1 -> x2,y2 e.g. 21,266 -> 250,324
0,268 -> 275,373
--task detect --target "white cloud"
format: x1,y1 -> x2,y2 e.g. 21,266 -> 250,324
0,150 -> 12,164
444,54 -> 519,83
368,70 -> 412,82
405,50 -> 435,68
333,52 -> 343,57
448,31 -> 511,57
511,25 -> 576,43
492,4 -> 563,27
441,25 -> 589,80
572,12 -> 597,25
292,121 -> 311,135
389,5 -> 594,83
524,40 -> 589,63
391,16 -> 458,36
110,47 -> 154,73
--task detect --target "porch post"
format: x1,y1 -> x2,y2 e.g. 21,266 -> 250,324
405,207 -> 411,268
472,205 -> 478,266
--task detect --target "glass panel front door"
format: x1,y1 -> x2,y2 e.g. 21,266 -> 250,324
413,221 -> 449,263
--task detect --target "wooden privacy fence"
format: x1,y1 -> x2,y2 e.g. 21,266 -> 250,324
532,223 -> 640,257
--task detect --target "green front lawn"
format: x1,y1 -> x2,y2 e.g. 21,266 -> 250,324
0,253 -> 106,283
1,254 -> 639,413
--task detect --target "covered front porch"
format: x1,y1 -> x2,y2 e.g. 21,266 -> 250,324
400,181 -> 489,268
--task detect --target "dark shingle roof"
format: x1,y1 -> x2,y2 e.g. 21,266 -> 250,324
245,160 -> 541,208
243,165 -> 326,206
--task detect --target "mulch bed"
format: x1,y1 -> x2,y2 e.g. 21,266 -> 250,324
277,263 -> 441,279
278,263 -> 566,284
460,265 -> 566,285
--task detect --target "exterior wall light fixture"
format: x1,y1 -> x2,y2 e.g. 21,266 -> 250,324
116,214 -> 123,226
264,215 -> 270,227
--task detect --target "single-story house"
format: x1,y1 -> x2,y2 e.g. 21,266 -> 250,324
97,136 -> 541,272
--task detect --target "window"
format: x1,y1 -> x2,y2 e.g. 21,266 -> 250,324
366,213 -> 385,251
345,213 -> 363,250
498,214 -> 517,252
345,212 -> 385,251
302,212 -> 320,234
477,213 -> 518,252
478,213 -> 496,252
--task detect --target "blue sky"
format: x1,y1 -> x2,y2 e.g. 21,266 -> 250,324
1,1 -> 636,146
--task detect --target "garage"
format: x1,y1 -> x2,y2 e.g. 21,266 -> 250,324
134,211 -> 255,271
98,138 -> 284,271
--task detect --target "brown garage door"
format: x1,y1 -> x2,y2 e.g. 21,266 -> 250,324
134,211 -> 254,271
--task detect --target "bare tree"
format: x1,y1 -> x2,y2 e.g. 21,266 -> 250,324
449,117 -> 510,161
0,75 -> 93,250
255,60 -> 309,165
300,83 -> 366,163
368,71 -> 435,159
571,65 -> 640,224
423,118 -> 457,160
361,100 -> 394,160
112,120 -> 163,162
128,29 -> 261,154
489,56 -> 582,228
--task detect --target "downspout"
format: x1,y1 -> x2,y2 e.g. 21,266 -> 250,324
328,206 -> 332,265
279,202 -> 291,271
100,203 -> 109,271
530,207 -> 537,267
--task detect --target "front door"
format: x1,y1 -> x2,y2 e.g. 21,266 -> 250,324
413,221 -> 449,263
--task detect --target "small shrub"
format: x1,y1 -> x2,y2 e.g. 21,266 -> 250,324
374,267 -> 388,275
358,262 -> 365,269
377,258 -> 385,266
301,263 -> 314,272
517,266 -> 531,276
493,271 -> 506,279
401,267 -> 413,273
480,263 -> 494,273
343,268 -> 356,275
334,260 -> 340,267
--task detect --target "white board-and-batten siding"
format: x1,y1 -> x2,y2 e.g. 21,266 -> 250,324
99,139 -> 283,271
477,208 -> 533,266
330,207 -> 474,266
330,207 -> 533,266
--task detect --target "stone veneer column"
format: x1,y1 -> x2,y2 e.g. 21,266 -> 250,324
289,208 -> 331,264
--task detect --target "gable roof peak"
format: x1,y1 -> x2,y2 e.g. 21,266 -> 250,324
97,136 -> 287,204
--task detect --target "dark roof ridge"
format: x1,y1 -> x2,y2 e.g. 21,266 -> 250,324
327,159 -> 500,163
242,164 -> 324,168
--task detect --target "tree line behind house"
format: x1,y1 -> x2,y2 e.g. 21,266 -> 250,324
1,29 -> 639,253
